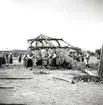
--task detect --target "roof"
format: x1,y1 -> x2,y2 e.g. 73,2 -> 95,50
27,34 -> 73,50
28,34 -> 63,43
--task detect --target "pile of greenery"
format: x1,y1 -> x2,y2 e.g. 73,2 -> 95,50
72,75 -> 103,84
57,49 -> 86,70
89,63 -> 99,70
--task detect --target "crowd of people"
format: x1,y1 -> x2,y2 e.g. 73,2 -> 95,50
23,49 -> 90,69
0,52 -> 13,67
0,49 -> 91,69
23,49 -> 73,69
69,50 -> 90,67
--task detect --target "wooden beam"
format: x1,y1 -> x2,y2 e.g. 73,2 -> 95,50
84,69 -> 96,76
29,46 -> 69,50
28,38 -> 63,42
98,45 -> 103,77
53,77 -> 71,83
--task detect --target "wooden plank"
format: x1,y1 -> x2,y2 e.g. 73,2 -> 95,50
29,46 -> 69,50
0,87 -> 14,89
53,77 -> 71,83
0,78 -> 33,80
84,69 -> 96,76
28,38 -> 63,42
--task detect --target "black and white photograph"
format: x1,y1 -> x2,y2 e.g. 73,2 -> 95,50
0,0 -> 103,105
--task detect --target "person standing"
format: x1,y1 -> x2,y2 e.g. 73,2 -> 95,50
27,53 -> 34,67
51,50 -> 57,68
23,53 -> 28,67
43,49 -> 49,67
86,53 -> 90,67
9,53 -> 13,64
42,49 -> 52,68
5,54 -> 9,66
84,53 -> 90,68
1,52 -> 6,65
18,53 -> 22,63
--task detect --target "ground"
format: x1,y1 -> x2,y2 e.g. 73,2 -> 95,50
0,58 -> 103,105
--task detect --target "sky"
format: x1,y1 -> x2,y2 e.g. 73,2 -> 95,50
0,0 -> 103,51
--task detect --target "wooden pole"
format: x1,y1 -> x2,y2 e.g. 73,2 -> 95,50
98,44 -> 103,77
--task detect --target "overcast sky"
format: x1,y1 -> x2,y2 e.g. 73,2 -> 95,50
0,0 -> 103,51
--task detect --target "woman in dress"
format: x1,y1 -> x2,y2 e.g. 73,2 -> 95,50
9,53 -> 13,64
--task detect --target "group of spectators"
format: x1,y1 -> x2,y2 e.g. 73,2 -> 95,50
69,50 -> 90,67
23,49 -> 91,69
23,49 -> 72,69
0,49 -> 90,69
0,52 -> 13,67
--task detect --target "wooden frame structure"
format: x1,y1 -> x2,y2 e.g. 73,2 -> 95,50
27,34 -> 73,50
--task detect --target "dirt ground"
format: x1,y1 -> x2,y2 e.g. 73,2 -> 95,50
0,59 -> 103,105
